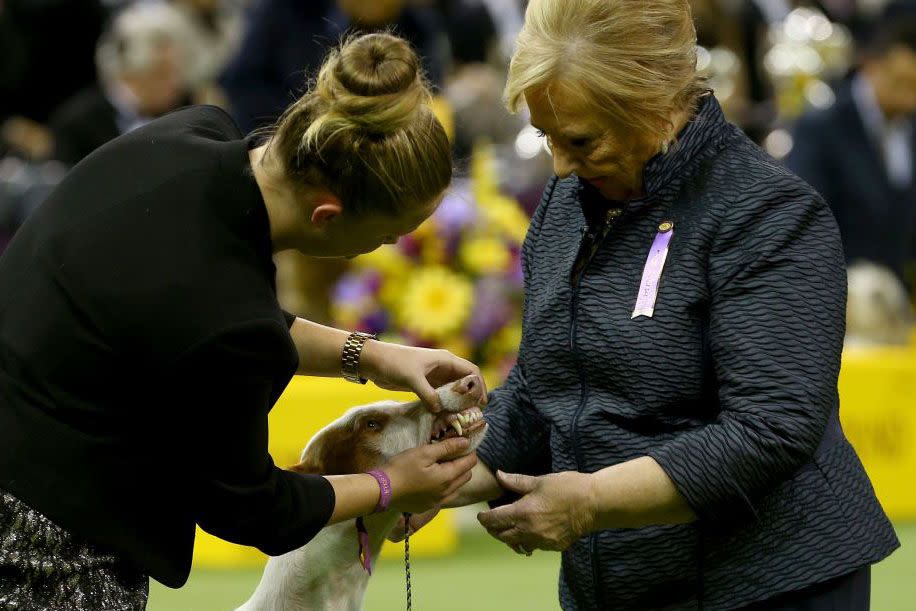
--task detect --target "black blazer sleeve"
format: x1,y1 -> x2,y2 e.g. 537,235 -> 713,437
176,320 -> 335,555
647,177 -> 846,526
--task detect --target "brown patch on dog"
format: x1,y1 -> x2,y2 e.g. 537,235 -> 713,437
289,410 -> 395,476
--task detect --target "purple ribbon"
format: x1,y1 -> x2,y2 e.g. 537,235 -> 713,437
631,221 -> 674,319
356,516 -> 372,575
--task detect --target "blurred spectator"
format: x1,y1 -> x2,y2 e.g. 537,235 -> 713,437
219,0 -> 448,133
0,0 -> 108,122
433,0 -> 500,66
786,5 -> 916,286
48,2 -> 194,167
0,0 -> 109,159
169,0 -> 244,106
477,0 -> 525,62
0,156 -> 66,253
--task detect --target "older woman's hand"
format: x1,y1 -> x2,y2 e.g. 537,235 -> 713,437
360,341 -> 487,413
477,470 -> 596,554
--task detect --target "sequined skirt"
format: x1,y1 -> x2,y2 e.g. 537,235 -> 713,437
0,490 -> 148,610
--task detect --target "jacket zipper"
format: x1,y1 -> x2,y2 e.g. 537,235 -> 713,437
568,223 -> 606,611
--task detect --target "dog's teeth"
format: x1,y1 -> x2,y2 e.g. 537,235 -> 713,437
450,420 -> 463,437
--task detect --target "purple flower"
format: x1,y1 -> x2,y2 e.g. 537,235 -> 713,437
361,309 -> 390,335
333,273 -> 374,304
467,278 -> 513,342
398,234 -> 422,259
434,183 -> 478,239
507,250 -> 524,286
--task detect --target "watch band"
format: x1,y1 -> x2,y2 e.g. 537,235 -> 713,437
341,331 -> 376,384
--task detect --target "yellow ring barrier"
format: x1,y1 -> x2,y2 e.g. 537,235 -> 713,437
193,345 -> 916,568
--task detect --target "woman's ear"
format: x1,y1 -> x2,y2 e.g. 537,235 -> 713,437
310,192 -> 343,228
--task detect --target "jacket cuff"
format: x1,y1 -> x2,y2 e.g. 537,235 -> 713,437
256,472 -> 336,557
647,440 -> 758,530
282,310 -> 297,328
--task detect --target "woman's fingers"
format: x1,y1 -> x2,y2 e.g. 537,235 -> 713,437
477,503 -> 519,532
442,466 -> 474,497
442,451 -> 478,479
493,526 -> 526,547
423,436 -> 471,462
410,374 -> 442,413
387,506 -> 441,542
426,352 -> 488,403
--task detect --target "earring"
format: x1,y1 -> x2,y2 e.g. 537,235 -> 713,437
660,141 -> 670,155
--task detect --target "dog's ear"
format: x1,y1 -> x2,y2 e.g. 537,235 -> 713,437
289,455 -> 323,475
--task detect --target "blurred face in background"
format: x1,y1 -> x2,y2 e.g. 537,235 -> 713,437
525,83 -> 662,202
119,41 -> 186,117
337,0 -> 406,27
873,45 -> 916,118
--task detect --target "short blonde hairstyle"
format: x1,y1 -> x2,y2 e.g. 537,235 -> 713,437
505,0 -> 706,141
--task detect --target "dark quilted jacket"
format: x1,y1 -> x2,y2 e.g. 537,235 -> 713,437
476,96 -> 899,610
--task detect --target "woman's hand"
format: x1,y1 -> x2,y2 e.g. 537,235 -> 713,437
477,470 -> 596,554
383,437 -> 478,514
360,341 -> 487,412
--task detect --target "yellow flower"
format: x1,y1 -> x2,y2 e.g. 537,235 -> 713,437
399,267 -> 474,341
460,236 -> 511,275
421,236 -> 447,266
479,193 -> 530,245
331,302 -> 365,330
439,335 -> 473,360
487,322 -> 522,359
353,245 -> 410,279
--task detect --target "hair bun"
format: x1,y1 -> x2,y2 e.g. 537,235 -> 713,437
335,33 -> 420,97
313,33 -> 429,135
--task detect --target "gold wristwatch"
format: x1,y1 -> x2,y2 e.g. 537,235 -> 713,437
341,331 -> 376,384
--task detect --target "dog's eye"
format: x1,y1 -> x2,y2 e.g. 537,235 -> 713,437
365,420 -> 380,430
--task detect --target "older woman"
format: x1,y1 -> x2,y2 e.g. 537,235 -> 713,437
432,1 -> 900,609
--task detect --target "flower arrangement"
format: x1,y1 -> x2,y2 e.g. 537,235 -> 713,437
331,143 -> 529,385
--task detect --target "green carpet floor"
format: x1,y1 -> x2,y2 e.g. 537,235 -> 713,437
149,522 -> 915,610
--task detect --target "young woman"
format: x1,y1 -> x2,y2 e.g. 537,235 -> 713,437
0,33 -> 481,610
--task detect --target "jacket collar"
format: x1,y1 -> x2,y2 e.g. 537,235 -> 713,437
577,94 -> 730,210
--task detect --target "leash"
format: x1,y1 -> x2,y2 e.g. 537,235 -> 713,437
403,512 -> 412,611
355,511 -> 413,611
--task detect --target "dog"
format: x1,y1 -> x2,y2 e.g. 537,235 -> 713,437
845,261 -> 914,346
237,374 -> 488,611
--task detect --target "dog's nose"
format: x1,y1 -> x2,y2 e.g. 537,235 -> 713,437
453,374 -> 483,401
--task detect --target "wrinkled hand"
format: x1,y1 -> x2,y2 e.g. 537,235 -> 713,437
383,437 -> 477,514
477,471 -> 596,554
360,342 -> 487,412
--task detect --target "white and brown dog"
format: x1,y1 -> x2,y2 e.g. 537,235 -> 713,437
846,261 -> 914,346
237,374 -> 487,611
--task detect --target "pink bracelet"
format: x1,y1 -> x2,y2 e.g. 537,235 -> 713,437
366,469 -> 392,513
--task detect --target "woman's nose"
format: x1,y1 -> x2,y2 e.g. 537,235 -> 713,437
552,148 -> 577,179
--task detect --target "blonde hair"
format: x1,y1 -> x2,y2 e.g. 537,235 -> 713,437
505,0 -> 707,141
268,33 -> 451,217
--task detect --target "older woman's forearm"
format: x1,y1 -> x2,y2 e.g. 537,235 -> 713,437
587,456 -> 697,530
445,461 -> 501,507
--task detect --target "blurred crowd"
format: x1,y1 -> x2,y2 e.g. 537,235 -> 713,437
1,0 -> 914,352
